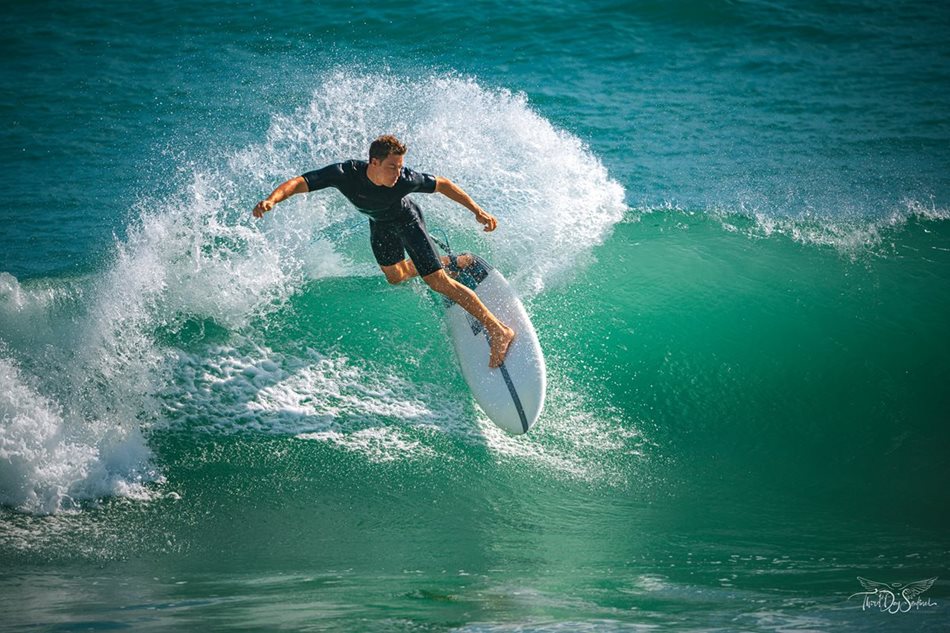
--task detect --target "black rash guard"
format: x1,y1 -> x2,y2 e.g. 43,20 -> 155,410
300,159 -> 444,276
301,160 -> 438,223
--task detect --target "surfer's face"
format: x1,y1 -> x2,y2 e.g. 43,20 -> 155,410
368,153 -> 404,187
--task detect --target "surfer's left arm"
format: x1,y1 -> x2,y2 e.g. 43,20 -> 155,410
434,177 -> 498,232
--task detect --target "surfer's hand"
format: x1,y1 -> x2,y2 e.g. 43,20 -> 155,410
253,199 -> 275,219
474,209 -> 497,232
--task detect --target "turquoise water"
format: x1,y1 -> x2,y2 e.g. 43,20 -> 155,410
2,1 -> 949,630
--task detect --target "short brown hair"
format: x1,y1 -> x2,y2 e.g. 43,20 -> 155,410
369,135 -> 407,162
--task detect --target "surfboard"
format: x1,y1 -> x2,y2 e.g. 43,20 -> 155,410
440,254 -> 546,434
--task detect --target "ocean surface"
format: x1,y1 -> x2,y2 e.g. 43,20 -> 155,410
2,1 -> 949,630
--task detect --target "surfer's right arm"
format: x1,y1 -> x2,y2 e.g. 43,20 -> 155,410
252,177 -> 309,218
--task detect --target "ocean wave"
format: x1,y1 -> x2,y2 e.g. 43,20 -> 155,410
0,70 -> 627,513
628,197 -> 950,256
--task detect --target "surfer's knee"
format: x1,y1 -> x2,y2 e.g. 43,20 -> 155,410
422,269 -> 453,293
381,267 -> 404,285
385,274 -> 402,285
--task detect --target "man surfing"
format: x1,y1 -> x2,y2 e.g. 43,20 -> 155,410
252,134 -> 515,368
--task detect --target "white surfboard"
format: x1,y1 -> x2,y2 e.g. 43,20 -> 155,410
440,254 -> 546,434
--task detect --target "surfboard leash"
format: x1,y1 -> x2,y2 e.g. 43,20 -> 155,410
430,227 -> 453,255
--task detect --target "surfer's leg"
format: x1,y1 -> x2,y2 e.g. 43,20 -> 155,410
401,213 -> 513,366
371,219 -> 415,284
379,259 -> 416,284
371,211 -> 442,284
379,212 -> 513,367
379,254 -> 472,284
423,269 -> 515,368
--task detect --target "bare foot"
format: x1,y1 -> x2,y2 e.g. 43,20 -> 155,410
488,324 -> 515,368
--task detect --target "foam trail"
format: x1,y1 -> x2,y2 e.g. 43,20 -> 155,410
159,342 -> 647,480
163,345 -> 461,435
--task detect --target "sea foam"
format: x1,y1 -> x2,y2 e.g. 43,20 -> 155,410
0,355 -> 157,514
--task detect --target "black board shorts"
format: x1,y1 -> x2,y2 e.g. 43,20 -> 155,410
369,208 -> 443,278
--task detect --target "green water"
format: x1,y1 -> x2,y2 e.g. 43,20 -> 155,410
5,211 -> 948,630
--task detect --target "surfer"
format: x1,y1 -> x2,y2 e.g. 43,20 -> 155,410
252,135 -> 515,368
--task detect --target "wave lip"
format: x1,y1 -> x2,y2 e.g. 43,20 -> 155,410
631,197 -> 950,256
